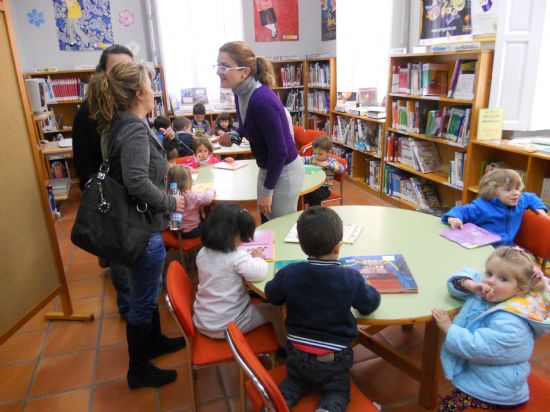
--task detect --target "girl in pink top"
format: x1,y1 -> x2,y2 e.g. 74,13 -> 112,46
167,166 -> 215,239
184,137 -> 234,171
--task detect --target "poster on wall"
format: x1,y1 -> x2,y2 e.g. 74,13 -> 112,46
471,0 -> 497,36
53,0 -> 114,51
253,0 -> 299,42
321,0 -> 336,41
420,0 -> 473,45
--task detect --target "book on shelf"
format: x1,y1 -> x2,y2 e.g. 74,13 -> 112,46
409,64 -> 422,95
410,177 -> 441,210
180,88 -> 194,105
448,152 -> 466,189
212,160 -> 248,170
421,63 -> 448,96
357,87 -> 378,106
193,88 -> 208,104
219,88 -> 235,109
340,254 -> 418,294
448,60 -> 476,99
410,139 -> 443,173
238,229 -> 275,261
541,177 -> 550,207
284,223 -> 363,244
440,223 -> 501,249
398,65 -> 411,94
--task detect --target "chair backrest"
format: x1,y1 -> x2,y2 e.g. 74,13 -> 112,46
330,156 -> 347,184
166,260 -> 196,338
515,210 -> 550,262
295,128 -> 326,149
175,155 -> 193,165
293,125 -> 305,147
300,142 -> 313,156
225,322 -> 289,412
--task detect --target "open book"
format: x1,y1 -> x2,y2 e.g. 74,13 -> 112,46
213,160 -> 248,170
284,223 -> 363,244
239,230 -> 274,261
440,223 -> 501,249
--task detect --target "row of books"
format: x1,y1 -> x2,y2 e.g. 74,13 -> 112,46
365,158 -> 381,190
333,116 -> 383,155
44,76 -> 87,103
385,134 -> 443,173
449,152 -> 467,189
151,72 -> 163,95
331,146 -> 353,175
289,111 -> 304,127
283,89 -> 304,112
307,62 -> 331,87
279,64 -> 303,87
146,100 -> 165,124
391,63 -> 449,96
180,87 -> 208,105
479,161 -> 527,183
307,90 -> 330,113
541,177 -> 550,207
308,115 -> 330,134
383,166 -> 441,211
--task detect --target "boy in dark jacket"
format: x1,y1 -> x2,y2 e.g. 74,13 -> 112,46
265,206 -> 380,412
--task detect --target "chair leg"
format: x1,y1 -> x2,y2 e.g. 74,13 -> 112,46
239,369 -> 246,412
187,355 -> 198,412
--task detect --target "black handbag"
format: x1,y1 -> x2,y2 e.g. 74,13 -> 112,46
71,128 -> 153,266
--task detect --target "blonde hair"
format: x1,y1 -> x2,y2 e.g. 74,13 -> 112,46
87,62 -> 152,133
487,246 -> 545,294
167,165 -> 192,192
478,169 -> 524,199
219,41 -> 275,88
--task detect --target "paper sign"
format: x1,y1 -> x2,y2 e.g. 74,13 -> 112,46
477,108 -> 504,141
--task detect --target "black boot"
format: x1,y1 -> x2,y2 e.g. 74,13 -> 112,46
126,322 -> 177,389
149,307 -> 186,359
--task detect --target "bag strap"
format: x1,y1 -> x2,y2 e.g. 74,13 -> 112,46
101,116 -> 147,174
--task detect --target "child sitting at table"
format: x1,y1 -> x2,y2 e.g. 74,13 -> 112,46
213,112 -> 236,138
265,206 -> 381,412
172,116 -> 194,155
191,103 -> 212,136
441,168 -> 548,246
302,136 -> 345,206
167,165 -> 215,239
184,137 -> 234,170
153,115 -> 171,141
193,203 -> 286,344
432,246 -> 550,411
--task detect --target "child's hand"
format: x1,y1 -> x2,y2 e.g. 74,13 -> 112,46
174,195 -> 185,212
225,157 -> 235,163
250,247 -> 265,259
470,282 -> 494,299
432,308 -> 452,333
448,217 -> 463,229
160,127 -> 175,140
210,135 -> 220,143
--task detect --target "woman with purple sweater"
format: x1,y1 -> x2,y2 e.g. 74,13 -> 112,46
216,41 -> 305,221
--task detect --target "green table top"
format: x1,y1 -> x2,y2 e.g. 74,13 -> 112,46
194,159 -> 326,202
251,205 -> 493,324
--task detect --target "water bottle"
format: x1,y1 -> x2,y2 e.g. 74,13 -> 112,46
169,183 -> 183,230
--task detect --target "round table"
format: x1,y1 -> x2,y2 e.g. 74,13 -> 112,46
249,205 -> 493,408
194,159 -> 325,202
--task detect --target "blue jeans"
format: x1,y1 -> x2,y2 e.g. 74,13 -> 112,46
128,232 -> 166,325
109,262 -> 130,319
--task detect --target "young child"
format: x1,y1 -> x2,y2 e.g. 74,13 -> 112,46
153,116 -> 171,141
191,103 -> 212,136
167,166 -> 214,239
193,203 -> 285,344
441,169 -> 548,246
302,136 -> 345,206
172,116 -> 194,155
265,206 -> 381,412
184,137 -> 233,169
162,117 -> 193,158
213,112 -> 236,137
432,246 -> 550,411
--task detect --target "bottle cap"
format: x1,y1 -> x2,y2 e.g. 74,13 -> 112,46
169,182 -> 178,188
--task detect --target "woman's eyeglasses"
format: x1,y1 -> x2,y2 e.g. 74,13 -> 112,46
213,64 -> 246,74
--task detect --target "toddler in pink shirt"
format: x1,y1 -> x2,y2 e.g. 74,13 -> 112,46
185,137 -> 234,171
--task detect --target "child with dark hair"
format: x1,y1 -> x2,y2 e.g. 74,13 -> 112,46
163,116 -> 193,157
191,103 -> 212,136
265,206 -> 381,412
303,136 -> 345,206
184,137 -> 233,170
152,116 -> 171,141
193,204 -> 285,344
213,112 -> 236,137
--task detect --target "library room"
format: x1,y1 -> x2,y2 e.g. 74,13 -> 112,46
2,0 -> 550,411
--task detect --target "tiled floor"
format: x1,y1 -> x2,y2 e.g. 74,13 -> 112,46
2,179 -> 550,412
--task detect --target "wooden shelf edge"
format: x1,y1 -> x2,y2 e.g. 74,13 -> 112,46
389,93 -> 473,105
385,161 -> 462,190
381,193 -> 418,210
387,128 -> 468,150
331,110 -> 386,123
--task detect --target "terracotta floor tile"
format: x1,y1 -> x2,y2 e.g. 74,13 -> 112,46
159,303 -> 180,333
102,293 -> 120,318
92,380 -> 157,412
198,398 -> 231,412
66,260 -> 104,281
95,344 -> 128,383
0,362 -> 35,403
69,296 -> 103,320
25,388 -> 90,412
383,399 -> 437,412
68,277 -> 105,300
0,402 -> 23,412
30,350 -> 95,397
72,248 -> 99,263
42,320 -> 98,358
352,343 -> 377,364
153,331 -> 188,370
0,330 -> 45,364
195,366 -> 225,404
17,301 -> 57,335
104,272 -> 116,295
99,316 -> 126,346
379,323 -> 425,350
159,366 -> 193,412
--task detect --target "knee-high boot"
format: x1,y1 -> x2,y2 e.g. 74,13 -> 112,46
149,307 -> 186,359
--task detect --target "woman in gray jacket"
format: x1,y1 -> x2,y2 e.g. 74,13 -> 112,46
88,62 -> 185,389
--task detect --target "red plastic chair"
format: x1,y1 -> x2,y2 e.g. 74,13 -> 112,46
515,210 -> 550,271
225,321 -> 379,412
162,229 -> 202,270
175,155 -> 193,165
464,374 -> 550,411
166,262 -> 279,412
295,128 -> 326,151
293,125 -> 305,148
321,155 -> 346,206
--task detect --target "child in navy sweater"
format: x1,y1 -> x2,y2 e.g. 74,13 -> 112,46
265,206 -> 380,412
191,103 -> 212,136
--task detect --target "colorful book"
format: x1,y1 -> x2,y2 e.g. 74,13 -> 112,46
284,223 -> 363,244
274,259 -> 303,273
304,164 -> 322,174
239,230 -> 275,261
340,254 -> 418,294
213,160 -> 248,170
440,223 -> 501,249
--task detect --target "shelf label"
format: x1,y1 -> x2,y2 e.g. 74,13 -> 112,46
477,108 -> 503,141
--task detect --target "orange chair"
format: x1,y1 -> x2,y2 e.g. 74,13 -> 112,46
162,229 -> 202,270
515,210 -> 550,270
225,321 -> 379,412
293,125 -> 305,148
175,155 -> 193,165
302,155 -> 346,206
166,262 -> 279,412
464,374 -> 550,411
295,128 -> 326,151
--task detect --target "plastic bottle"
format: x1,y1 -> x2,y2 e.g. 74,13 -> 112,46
168,182 -> 183,230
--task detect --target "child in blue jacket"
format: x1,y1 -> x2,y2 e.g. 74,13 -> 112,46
441,168 -> 548,246
432,246 -> 550,411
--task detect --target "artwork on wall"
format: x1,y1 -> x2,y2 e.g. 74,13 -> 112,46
471,0 -> 497,36
321,0 -> 336,41
419,0 -> 473,45
253,0 -> 299,42
53,0 -> 114,51
27,9 -> 46,27
118,9 -> 134,27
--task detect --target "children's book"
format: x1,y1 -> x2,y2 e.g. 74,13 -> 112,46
304,164 -> 322,174
192,183 -> 214,193
284,223 -> 363,244
274,259 -> 303,273
340,254 -> 418,294
213,160 -> 248,170
440,223 -> 501,249
239,230 -> 275,261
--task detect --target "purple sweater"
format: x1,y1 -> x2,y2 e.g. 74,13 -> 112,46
235,85 -> 298,190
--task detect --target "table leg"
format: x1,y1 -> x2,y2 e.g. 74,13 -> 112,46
418,320 -> 443,409
298,195 -> 305,211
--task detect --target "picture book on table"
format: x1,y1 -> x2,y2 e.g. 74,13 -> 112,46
284,223 -> 363,244
340,254 -> 418,294
239,230 -> 275,261
440,223 -> 501,249
213,161 -> 248,170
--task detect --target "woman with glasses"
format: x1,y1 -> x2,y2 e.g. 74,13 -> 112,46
215,41 -> 305,221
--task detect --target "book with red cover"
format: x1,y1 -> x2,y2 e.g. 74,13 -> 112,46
239,229 -> 274,261
440,223 -> 501,249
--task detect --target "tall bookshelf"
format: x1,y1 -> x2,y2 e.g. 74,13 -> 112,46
270,59 -> 306,127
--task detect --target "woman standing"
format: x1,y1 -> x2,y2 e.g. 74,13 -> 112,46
88,62 -> 185,389
217,41 -> 304,220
